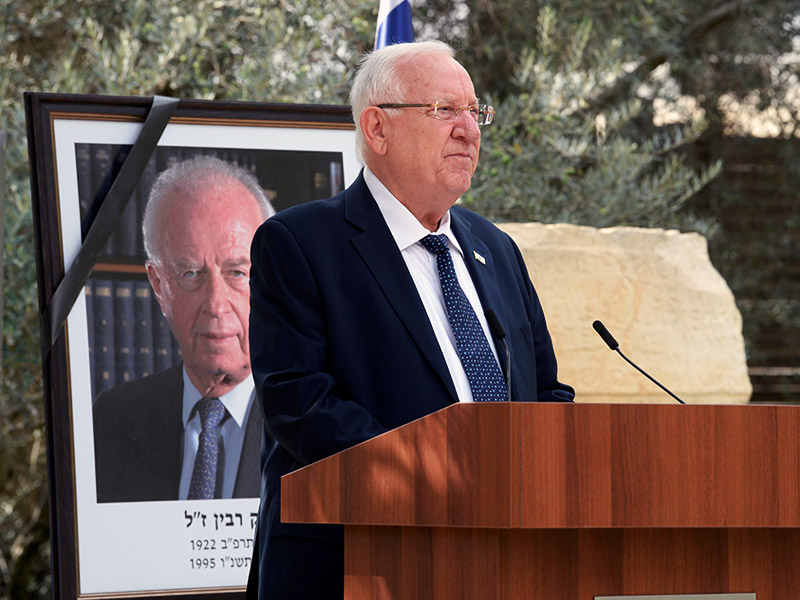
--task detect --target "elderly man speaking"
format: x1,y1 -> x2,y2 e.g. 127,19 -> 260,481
248,41 -> 574,599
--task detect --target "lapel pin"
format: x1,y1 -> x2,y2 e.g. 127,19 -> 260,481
473,250 -> 486,265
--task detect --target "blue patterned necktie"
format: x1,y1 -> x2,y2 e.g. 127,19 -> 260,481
420,234 -> 508,402
188,397 -> 226,500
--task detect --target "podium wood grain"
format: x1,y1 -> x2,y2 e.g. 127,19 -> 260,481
281,403 -> 800,599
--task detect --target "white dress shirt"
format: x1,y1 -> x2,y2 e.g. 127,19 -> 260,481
179,368 -> 255,499
364,166 -> 501,403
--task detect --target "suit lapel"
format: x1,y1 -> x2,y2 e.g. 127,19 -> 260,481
345,174 -> 458,402
233,394 -> 262,498
157,364 -> 185,499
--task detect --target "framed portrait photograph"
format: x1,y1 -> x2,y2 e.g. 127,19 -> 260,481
25,92 -> 358,599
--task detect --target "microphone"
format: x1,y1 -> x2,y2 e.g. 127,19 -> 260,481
592,320 -> 686,404
485,309 -> 512,401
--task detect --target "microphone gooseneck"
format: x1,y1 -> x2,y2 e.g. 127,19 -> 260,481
485,309 -> 511,401
592,320 -> 686,405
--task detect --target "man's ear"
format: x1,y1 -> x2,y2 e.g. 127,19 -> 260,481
145,261 -> 167,317
360,106 -> 389,156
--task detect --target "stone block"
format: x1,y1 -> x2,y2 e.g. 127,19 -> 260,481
498,223 -> 752,404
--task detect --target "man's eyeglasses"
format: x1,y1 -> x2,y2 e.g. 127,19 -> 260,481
376,100 -> 496,126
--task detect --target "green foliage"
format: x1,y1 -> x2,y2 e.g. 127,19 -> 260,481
1,0 -> 796,596
3,0 -> 376,101
464,8 -> 721,231
446,0 -> 800,119
1,53 -> 50,600
1,0 -> 376,596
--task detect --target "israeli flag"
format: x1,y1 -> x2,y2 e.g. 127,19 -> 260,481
375,0 -> 414,49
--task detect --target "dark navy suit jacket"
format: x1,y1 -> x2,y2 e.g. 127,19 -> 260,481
93,363 -> 262,502
248,172 -> 573,599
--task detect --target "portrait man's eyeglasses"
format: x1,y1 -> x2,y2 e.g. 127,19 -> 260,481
376,100 -> 496,126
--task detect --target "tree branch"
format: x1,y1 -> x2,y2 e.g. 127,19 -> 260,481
588,0 -> 760,110
686,0 -> 759,42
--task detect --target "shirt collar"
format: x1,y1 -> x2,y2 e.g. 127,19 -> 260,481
181,366 -> 254,428
363,166 -> 464,257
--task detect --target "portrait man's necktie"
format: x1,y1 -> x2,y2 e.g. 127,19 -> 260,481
188,397 -> 226,500
420,234 -> 508,402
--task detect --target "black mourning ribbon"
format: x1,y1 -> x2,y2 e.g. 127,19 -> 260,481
41,95 -> 179,359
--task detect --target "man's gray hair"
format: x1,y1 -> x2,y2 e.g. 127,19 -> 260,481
142,155 -> 275,264
349,40 -> 456,163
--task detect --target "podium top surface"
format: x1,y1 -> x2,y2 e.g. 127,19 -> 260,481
281,402 -> 800,529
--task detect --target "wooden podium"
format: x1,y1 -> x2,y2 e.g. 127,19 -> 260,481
281,403 -> 800,599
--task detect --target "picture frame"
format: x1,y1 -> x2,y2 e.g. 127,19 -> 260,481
24,92 -> 358,600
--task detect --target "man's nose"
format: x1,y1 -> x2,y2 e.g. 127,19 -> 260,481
203,271 -> 232,314
453,110 -> 481,142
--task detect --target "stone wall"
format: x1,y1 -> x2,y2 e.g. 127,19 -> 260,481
498,223 -> 752,404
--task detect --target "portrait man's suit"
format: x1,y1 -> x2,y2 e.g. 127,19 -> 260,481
249,171 -> 574,599
93,363 -> 262,503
